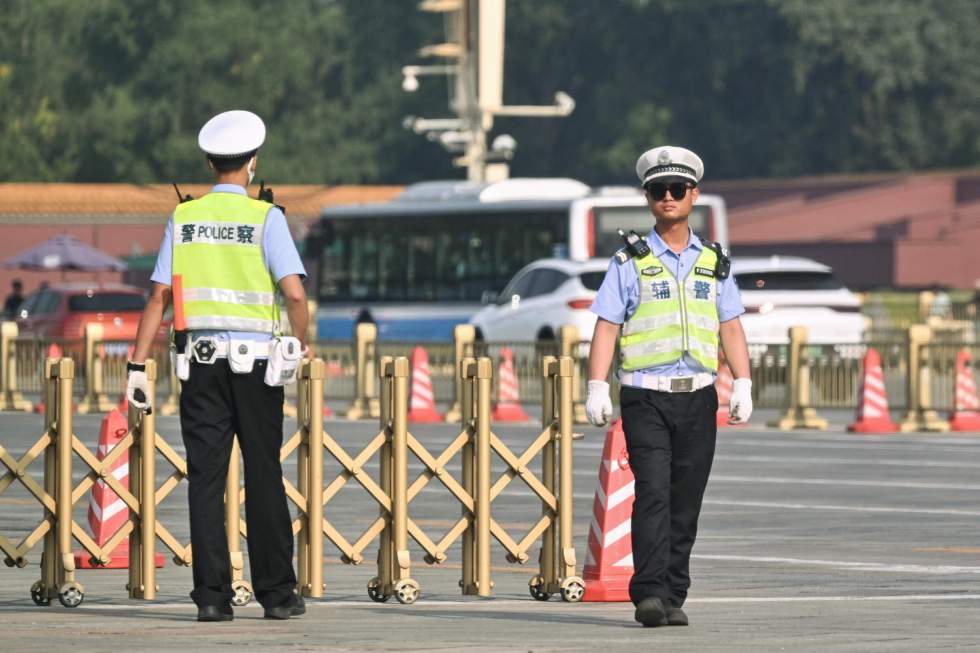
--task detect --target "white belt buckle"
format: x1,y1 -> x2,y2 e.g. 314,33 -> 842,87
670,377 -> 694,392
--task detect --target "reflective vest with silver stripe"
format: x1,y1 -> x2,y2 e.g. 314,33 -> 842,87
619,246 -> 720,372
172,193 -> 278,333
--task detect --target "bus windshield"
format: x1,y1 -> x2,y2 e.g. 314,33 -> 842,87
592,204 -> 711,257
317,211 -> 568,303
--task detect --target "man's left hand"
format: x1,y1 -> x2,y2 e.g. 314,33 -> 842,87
728,378 -> 753,424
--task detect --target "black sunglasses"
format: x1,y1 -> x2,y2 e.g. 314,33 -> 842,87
645,182 -> 693,201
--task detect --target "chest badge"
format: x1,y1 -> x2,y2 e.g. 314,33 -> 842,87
695,266 -> 715,277
641,265 -> 663,276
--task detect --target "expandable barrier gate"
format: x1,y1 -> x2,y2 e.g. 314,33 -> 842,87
0,354 -> 583,607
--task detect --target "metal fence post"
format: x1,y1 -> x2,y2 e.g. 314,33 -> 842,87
55,357 -> 84,605
558,326 -> 587,424
532,355 -> 558,599
900,325 -> 950,432
34,359 -> 60,605
306,358 -> 325,598
374,356 -> 395,600
0,322 -> 32,411
770,326 -> 827,430
390,356 -> 419,603
444,325 -> 475,423
459,356 -> 477,595
556,356 -> 584,600
129,359 -> 157,600
474,356 -> 493,597
78,323 -> 114,414
226,438 -> 250,604
346,323 -> 379,420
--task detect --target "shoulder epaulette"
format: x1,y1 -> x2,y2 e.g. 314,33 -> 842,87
614,248 -> 632,265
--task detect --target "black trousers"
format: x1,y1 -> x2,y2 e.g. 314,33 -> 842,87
180,359 -> 296,608
620,384 -> 717,607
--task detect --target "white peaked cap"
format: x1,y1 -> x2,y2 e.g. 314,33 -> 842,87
635,145 -> 704,186
198,110 -> 266,157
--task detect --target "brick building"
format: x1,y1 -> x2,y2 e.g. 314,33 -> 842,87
706,170 -> 980,289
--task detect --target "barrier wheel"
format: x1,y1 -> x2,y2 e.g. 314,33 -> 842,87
231,580 -> 253,606
559,577 -> 585,603
30,581 -> 50,606
57,582 -> 85,608
393,579 -> 420,605
367,577 -> 391,603
528,575 -> 550,601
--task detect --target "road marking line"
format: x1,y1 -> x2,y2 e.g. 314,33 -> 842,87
695,554 -> 980,574
714,454 -> 980,470
703,498 -> 980,517
710,474 -> 980,491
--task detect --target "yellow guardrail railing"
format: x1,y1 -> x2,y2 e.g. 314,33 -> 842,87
1,351 -> 582,607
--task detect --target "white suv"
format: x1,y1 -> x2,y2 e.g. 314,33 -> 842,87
733,255 -> 864,345
469,258 -> 608,341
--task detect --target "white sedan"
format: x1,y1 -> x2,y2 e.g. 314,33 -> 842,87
733,255 -> 865,345
469,258 -> 608,341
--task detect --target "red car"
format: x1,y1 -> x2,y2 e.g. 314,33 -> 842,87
16,282 -> 166,340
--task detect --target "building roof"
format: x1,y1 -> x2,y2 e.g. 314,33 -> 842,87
0,183 -> 404,224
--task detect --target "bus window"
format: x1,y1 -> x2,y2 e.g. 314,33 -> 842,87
592,205 -> 711,257
318,210 -> 567,303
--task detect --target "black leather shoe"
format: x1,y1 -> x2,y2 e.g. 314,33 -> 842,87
666,603 -> 689,626
634,597 -> 667,627
197,604 -> 234,622
264,594 -> 305,620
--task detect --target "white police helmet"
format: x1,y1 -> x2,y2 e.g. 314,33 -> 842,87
635,146 -> 704,187
198,110 -> 266,158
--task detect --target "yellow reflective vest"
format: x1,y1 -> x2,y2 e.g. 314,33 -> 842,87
619,246 -> 720,372
172,193 -> 278,333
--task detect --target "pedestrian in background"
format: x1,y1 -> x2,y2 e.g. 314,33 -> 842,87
3,279 -> 24,319
585,146 -> 752,628
127,110 -> 309,622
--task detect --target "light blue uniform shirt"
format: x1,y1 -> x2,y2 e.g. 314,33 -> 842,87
590,227 -> 744,382
151,184 -> 307,353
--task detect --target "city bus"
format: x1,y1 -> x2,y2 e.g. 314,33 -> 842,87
307,178 -> 729,341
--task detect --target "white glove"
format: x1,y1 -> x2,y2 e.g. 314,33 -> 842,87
126,361 -> 151,413
586,380 -> 613,427
728,378 -> 753,424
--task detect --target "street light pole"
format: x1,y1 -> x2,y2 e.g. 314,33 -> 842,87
404,0 -> 574,182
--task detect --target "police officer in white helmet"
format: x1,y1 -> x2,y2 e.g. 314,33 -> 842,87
127,110 -> 308,621
586,145 -> 752,627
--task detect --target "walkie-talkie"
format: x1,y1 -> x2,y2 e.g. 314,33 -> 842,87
258,180 -> 274,203
618,229 -> 651,259
257,180 -> 286,214
172,183 -> 193,203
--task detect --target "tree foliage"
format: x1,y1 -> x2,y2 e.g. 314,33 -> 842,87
0,0 -> 976,184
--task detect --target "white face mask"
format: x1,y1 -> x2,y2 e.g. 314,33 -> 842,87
247,157 -> 256,184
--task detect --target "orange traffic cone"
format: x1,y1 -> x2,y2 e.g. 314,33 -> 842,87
74,410 -> 164,569
491,347 -> 530,422
715,362 -> 735,426
407,346 -> 443,423
949,349 -> 980,431
583,419 -> 634,601
848,348 -> 897,433
35,343 -> 65,413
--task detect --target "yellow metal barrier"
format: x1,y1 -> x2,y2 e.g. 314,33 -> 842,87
346,323 -> 380,420
3,350 -> 581,606
444,324 -> 476,423
77,324 -> 116,414
559,326 -> 588,424
769,326 -> 828,430
0,322 -> 32,412
899,325 -> 950,432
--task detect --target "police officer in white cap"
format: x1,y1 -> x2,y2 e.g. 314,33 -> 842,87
127,110 -> 309,621
587,145 -> 752,627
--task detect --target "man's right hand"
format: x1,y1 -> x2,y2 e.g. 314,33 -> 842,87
586,380 -> 613,427
126,361 -> 150,413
